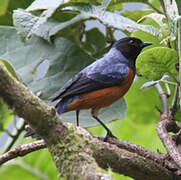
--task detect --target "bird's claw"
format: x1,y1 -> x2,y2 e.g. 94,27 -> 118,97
104,131 -> 117,142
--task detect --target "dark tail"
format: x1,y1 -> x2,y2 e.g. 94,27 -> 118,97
24,129 -> 39,138
55,95 -> 81,114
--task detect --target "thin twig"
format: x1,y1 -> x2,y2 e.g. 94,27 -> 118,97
155,83 -> 168,112
170,84 -> 178,117
0,140 -> 46,165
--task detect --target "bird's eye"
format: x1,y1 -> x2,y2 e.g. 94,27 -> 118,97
129,40 -> 134,44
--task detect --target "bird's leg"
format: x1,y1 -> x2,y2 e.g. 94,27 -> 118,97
76,110 -> 80,126
91,108 -> 116,141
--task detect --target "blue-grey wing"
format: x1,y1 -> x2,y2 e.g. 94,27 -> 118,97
51,63 -> 129,101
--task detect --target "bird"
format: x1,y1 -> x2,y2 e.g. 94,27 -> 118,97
25,37 -> 152,139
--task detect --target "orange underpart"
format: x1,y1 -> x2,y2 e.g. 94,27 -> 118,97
65,68 -> 135,112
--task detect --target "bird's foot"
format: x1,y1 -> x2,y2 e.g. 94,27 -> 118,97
104,131 -> 117,142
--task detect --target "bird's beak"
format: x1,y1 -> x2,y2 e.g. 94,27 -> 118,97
141,42 -> 152,48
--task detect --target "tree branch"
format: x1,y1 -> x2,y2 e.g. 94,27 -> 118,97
0,140 -> 46,165
0,63 -> 181,179
155,83 -> 181,170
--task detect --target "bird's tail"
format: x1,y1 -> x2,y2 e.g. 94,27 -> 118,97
55,98 -> 69,114
55,95 -> 81,114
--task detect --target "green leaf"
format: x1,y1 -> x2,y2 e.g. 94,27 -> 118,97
131,31 -> 160,47
0,100 -> 14,134
0,59 -> 19,80
138,13 -> 166,27
83,28 -> 106,54
13,4 -> 162,41
122,10 -> 153,22
60,5 -> 162,39
13,9 -> 39,39
0,0 -> 34,26
0,26 -> 126,127
24,0 -> 66,39
136,47 -> 178,80
0,0 -> 8,16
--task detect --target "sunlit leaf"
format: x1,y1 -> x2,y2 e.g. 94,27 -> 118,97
138,13 -> 166,27
131,31 -> 160,47
136,47 -> 178,80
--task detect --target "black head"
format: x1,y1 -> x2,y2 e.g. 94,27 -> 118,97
113,37 -> 152,61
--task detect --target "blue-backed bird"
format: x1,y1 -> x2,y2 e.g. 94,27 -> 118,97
25,37 -> 152,139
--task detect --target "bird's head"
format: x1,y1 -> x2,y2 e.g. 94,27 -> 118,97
113,37 -> 152,61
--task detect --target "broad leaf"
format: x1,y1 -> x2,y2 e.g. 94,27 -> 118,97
54,5 -> 162,39
13,4 -> 162,41
26,0 -> 65,39
138,13 -> 166,27
136,47 -> 178,80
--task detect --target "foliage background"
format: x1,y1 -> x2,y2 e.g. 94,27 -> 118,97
0,0 -> 176,179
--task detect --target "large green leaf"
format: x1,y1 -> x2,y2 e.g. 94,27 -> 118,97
136,47 -> 178,80
13,3 -> 162,41
0,26 -> 126,127
52,5 -> 162,39
25,0 -> 66,39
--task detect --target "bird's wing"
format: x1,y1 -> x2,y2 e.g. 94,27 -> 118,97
50,63 -> 130,101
